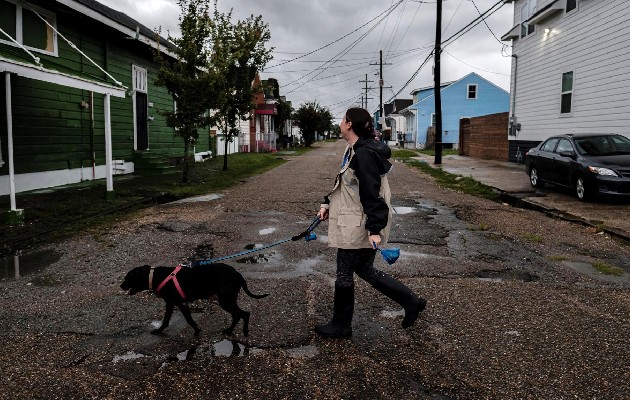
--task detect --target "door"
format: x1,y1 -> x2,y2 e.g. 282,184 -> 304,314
132,65 -> 149,150
553,138 -> 575,187
135,93 -> 148,150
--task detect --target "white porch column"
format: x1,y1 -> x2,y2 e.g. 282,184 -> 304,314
104,93 -> 113,192
5,71 -> 17,210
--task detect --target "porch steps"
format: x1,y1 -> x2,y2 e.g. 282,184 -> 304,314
133,151 -> 175,175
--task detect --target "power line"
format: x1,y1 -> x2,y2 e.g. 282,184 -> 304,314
265,0 -> 405,70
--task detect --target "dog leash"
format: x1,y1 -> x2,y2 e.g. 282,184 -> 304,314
189,217 -> 321,267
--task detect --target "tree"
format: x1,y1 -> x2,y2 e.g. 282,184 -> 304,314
294,102 -> 333,146
330,124 -> 341,139
275,98 -> 293,147
209,1 -> 273,170
154,0 -> 217,183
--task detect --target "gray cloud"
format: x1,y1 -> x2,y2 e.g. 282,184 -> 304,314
106,0 -> 514,119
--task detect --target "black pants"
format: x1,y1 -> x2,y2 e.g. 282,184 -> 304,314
336,248 -> 380,287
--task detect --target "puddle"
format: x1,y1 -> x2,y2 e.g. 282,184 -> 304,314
475,269 -> 538,282
381,309 -> 404,319
171,193 -> 223,204
213,339 -> 249,357
0,249 -> 62,280
392,206 -> 415,214
112,351 -> 146,364
259,227 -> 277,235
562,261 -> 630,283
285,345 -> 318,359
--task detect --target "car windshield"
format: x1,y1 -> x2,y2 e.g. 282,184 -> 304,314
574,135 -> 630,156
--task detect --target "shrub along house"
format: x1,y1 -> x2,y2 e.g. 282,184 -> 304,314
0,0 -> 211,223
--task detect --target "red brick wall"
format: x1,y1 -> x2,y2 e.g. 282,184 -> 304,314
459,112 -> 509,161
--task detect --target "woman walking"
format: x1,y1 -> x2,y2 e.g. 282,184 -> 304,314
315,107 -> 426,338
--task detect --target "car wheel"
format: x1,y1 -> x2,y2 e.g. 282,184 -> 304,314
575,176 -> 590,201
529,166 -> 544,188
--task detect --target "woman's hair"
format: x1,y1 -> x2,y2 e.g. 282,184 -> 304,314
345,107 -> 375,139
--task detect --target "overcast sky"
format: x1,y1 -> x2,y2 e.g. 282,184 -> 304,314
105,0 -> 515,121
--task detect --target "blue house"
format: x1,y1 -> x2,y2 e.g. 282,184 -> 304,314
402,73 -> 509,149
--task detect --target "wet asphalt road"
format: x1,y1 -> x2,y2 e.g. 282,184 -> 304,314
1,140 -> 629,399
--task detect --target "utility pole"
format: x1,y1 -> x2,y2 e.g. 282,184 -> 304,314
359,74 -> 373,109
434,0 -> 443,165
370,50 -> 391,133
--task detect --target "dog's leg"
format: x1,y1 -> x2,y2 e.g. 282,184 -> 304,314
218,296 -> 245,336
177,303 -> 202,336
152,301 -> 175,335
241,310 -> 251,337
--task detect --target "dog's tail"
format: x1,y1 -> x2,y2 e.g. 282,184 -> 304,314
241,277 -> 269,299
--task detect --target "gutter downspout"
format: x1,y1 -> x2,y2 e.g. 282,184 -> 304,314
511,54 -> 517,120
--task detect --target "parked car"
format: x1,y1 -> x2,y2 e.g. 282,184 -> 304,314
525,133 -> 630,201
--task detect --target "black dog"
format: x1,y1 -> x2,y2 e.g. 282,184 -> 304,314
121,263 -> 268,336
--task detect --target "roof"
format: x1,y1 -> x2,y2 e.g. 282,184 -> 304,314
409,82 -> 453,95
406,72 -> 509,109
56,0 -> 177,53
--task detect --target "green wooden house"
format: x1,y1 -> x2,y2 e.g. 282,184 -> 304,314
0,0 -> 210,221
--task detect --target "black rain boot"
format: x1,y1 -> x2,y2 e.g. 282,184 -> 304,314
315,283 -> 354,338
372,273 -> 426,329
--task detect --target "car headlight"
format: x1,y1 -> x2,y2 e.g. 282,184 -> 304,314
588,166 -> 619,176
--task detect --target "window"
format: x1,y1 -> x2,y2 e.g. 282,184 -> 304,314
520,1 -> 536,37
430,113 -> 436,126
0,0 -> 57,55
561,71 -> 573,114
555,139 -> 573,154
541,138 -> 559,152
467,84 -> 478,99
566,0 -> 577,13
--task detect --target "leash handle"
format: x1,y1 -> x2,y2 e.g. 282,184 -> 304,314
291,216 -> 322,241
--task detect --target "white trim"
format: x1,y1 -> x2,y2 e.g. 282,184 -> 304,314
0,0 -> 58,57
0,57 -> 125,97
560,70 -> 574,116
54,0 -> 175,58
132,65 -> 148,150
104,94 -> 113,191
0,163 -> 134,196
5,72 -> 16,209
467,84 -> 478,99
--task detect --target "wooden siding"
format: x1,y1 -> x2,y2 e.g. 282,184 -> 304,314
508,0 -> 630,143
413,73 -> 509,147
0,2 -> 210,177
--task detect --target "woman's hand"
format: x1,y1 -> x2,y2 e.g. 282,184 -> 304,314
317,207 -> 329,221
368,234 -> 381,249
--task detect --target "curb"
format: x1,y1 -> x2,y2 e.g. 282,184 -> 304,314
500,192 -> 630,243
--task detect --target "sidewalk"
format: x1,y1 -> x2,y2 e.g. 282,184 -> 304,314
413,153 -> 630,241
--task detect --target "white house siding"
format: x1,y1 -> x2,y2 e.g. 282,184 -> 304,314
508,0 -> 630,143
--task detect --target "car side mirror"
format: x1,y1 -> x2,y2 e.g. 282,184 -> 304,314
559,150 -> 576,159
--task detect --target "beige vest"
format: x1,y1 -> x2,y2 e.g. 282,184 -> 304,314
324,147 -> 392,249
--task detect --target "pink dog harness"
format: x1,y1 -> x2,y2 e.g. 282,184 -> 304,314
151,265 -> 187,301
